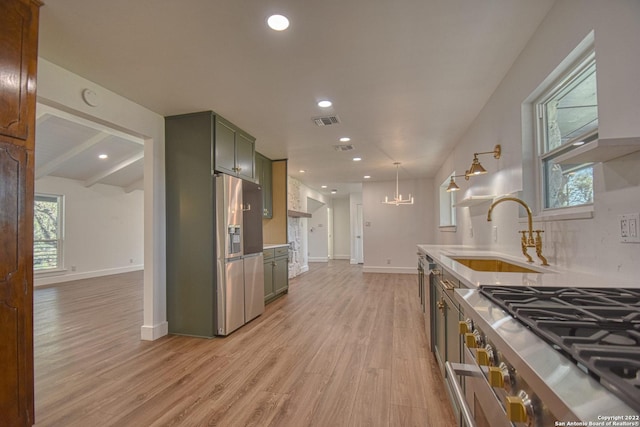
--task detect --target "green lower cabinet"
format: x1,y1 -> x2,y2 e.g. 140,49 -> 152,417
264,246 -> 289,303
264,253 -> 275,301
273,253 -> 288,295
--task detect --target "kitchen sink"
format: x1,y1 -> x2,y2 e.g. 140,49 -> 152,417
450,257 -> 543,273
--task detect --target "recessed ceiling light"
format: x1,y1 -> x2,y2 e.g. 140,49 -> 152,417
321,185 -> 327,189
299,169 -> 305,173
267,14 -> 289,31
331,189 -> 337,194
353,157 -> 362,162
364,175 -> 371,179
98,154 -> 108,159
317,100 -> 332,108
339,137 -> 351,142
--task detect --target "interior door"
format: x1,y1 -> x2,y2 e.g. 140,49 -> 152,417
355,204 -> 364,264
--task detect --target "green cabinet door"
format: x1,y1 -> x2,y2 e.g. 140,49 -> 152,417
214,118 -> 236,175
273,255 -> 288,295
262,157 -> 272,218
255,152 -> 273,218
432,279 -> 446,374
263,254 -> 275,301
235,131 -> 255,180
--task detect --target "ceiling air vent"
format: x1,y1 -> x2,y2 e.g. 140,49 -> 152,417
333,144 -> 354,152
313,115 -> 341,126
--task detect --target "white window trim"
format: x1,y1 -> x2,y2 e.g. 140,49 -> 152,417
531,46 -> 597,218
34,193 -> 65,273
438,175 -> 457,227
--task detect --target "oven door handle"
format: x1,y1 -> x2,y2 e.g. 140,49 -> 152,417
445,361 -> 483,427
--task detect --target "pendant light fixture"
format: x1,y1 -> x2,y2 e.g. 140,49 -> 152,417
382,162 -> 414,206
467,144 -> 501,176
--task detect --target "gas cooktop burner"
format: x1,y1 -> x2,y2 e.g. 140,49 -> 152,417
479,285 -> 640,413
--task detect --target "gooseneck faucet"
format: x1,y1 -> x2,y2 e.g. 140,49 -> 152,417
487,197 -> 549,266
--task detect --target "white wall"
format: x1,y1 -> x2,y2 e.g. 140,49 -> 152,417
333,197 -> 351,260
34,177 -> 144,286
434,0 -> 640,280
37,59 -> 167,340
308,201 -> 329,262
363,178 -> 435,273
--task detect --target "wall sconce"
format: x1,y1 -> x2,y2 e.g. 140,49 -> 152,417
446,173 -> 470,192
467,144 -> 501,176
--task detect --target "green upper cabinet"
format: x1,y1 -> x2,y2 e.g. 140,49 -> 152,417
214,115 -> 255,180
255,152 -> 273,218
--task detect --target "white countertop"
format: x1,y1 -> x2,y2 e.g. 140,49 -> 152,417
263,243 -> 289,250
418,244 -> 638,289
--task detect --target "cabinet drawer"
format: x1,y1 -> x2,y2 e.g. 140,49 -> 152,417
274,246 -> 289,257
263,248 -> 275,260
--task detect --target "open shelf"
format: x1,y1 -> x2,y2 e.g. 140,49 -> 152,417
454,195 -> 495,207
287,209 -> 311,218
555,137 -> 640,165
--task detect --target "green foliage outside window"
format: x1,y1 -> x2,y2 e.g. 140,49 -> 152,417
34,194 -> 62,270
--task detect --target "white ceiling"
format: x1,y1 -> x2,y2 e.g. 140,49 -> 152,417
36,0 -> 556,196
35,104 -> 145,192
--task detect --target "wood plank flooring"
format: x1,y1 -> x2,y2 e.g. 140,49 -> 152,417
33,261 -> 455,426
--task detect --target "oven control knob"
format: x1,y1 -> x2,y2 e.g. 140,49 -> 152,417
473,329 -> 483,347
464,333 -> 477,348
488,366 -> 504,388
458,321 -> 468,334
506,395 -> 528,423
458,319 -> 473,334
488,362 -> 511,389
506,391 -> 533,424
476,348 -> 492,366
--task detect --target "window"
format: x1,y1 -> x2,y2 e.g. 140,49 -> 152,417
34,194 -> 63,271
535,53 -> 597,210
439,175 -> 456,228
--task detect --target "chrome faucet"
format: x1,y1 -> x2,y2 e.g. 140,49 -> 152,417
487,197 -> 549,266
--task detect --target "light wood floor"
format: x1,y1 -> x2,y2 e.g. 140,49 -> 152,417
34,261 -> 455,426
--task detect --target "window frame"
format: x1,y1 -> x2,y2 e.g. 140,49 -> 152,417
438,174 -> 457,230
533,51 -> 597,214
34,193 -> 65,272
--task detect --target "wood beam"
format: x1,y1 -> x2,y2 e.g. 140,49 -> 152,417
84,152 -> 144,187
35,132 -> 110,179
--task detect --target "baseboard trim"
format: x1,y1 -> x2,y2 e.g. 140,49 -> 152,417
141,321 -> 169,341
308,257 -> 329,263
362,266 -> 417,274
333,255 -> 350,260
34,265 -> 144,287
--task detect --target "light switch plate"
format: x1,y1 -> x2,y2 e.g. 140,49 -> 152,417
619,213 -> 640,243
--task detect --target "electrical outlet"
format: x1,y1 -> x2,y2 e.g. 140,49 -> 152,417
492,226 -> 498,242
71,265 -> 76,272
619,213 -> 640,243
130,258 -> 134,263
386,259 -> 391,265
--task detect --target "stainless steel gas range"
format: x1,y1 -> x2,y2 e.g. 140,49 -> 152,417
449,286 -> 639,427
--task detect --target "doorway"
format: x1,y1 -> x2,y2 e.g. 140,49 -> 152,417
355,203 -> 364,264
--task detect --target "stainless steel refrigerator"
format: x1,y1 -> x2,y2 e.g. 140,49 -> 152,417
215,174 -> 265,336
